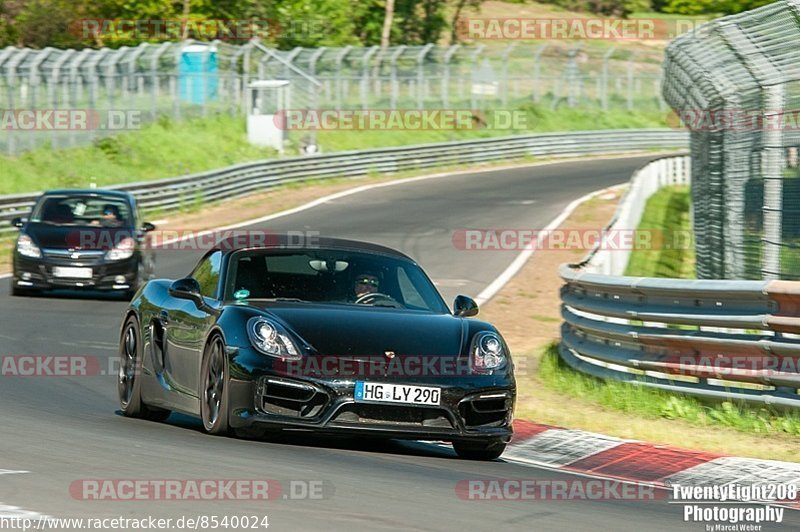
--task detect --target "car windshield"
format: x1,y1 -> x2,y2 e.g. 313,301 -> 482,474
30,195 -> 131,227
225,249 -> 449,313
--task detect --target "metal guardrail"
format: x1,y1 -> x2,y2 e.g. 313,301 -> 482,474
0,129 -> 688,236
559,155 -> 800,408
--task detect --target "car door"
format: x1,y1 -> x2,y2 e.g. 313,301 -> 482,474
163,251 -> 222,400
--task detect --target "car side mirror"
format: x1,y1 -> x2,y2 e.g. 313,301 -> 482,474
11,217 -> 25,229
453,295 -> 479,317
169,277 -> 204,307
141,222 -> 156,232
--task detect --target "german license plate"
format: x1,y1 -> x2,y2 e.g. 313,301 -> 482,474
355,381 -> 441,406
53,266 -> 92,279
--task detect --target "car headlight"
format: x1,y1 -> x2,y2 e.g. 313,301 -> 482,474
470,331 -> 507,372
106,237 -> 135,261
247,317 -> 301,360
16,234 -> 41,259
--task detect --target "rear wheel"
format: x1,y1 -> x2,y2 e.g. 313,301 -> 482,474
201,335 -> 230,435
453,440 -> 507,461
118,315 -> 171,421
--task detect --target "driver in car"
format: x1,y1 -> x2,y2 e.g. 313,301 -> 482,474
97,204 -> 123,227
353,272 -> 381,302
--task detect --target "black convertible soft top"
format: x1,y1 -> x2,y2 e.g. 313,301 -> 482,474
212,233 -> 415,262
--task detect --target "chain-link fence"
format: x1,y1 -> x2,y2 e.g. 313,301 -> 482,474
1,40 -> 666,156
663,0 -> 800,280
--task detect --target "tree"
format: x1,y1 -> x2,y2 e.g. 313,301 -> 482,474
381,0 -> 395,49
450,0 -> 484,44
662,0 -> 775,15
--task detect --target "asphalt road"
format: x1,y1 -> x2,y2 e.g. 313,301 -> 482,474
1,156 -> 795,531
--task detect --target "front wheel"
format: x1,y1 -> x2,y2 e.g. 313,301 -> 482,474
125,263 -> 145,300
118,315 -> 171,421
453,440 -> 508,461
201,335 -> 230,435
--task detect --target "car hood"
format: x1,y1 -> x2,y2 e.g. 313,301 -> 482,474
254,304 -> 465,358
24,223 -> 134,251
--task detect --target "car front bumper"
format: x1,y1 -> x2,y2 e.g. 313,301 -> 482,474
12,252 -> 140,291
227,353 -> 516,443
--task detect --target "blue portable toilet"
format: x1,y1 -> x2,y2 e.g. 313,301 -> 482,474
179,43 -> 218,104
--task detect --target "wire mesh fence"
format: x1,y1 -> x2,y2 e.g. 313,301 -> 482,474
663,0 -> 800,281
0,40 -> 666,156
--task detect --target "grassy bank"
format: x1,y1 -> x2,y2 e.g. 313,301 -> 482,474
624,184 -> 695,278
538,187 -> 800,449
2,105 -> 667,195
539,343 -> 800,438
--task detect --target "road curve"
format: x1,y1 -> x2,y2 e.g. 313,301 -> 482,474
1,156 -> 794,531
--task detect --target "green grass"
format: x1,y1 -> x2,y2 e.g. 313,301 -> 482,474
1,105 -> 668,195
624,185 -> 695,278
2,114 -> 280,194
539,343 -> 800,436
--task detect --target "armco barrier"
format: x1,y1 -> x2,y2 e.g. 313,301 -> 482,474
0,129 -> 688,236
559,155 -> 800,408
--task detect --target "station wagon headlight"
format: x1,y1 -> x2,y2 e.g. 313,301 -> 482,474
247,317 -> 301,360
16,234 -> 42,259
106,237 -> 135,261
470,332 -> 507,372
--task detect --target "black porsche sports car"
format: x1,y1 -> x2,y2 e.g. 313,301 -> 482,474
118,235 -> 516,460
10,189 -> 156,298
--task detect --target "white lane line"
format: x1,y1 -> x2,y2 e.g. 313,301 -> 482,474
474,183 -> 626,305
1,154 -> 645,289
0,470 -> 28,475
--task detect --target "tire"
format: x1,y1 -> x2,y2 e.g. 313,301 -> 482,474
200,334 -> 231,435
125,263 -> 145,300
118,315 -> 171,422
453,440 -> 508,461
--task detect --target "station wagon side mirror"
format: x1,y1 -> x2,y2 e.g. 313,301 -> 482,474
11,217 -> 25,229
169,277 -> 204,307
141,222 -> 156,233
453,295 -> 479,317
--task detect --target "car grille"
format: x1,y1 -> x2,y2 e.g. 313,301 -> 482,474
256,377 -> 329,418
331,404 -> 454,428
42,248 -> 106,265
459,393 -> 512,428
